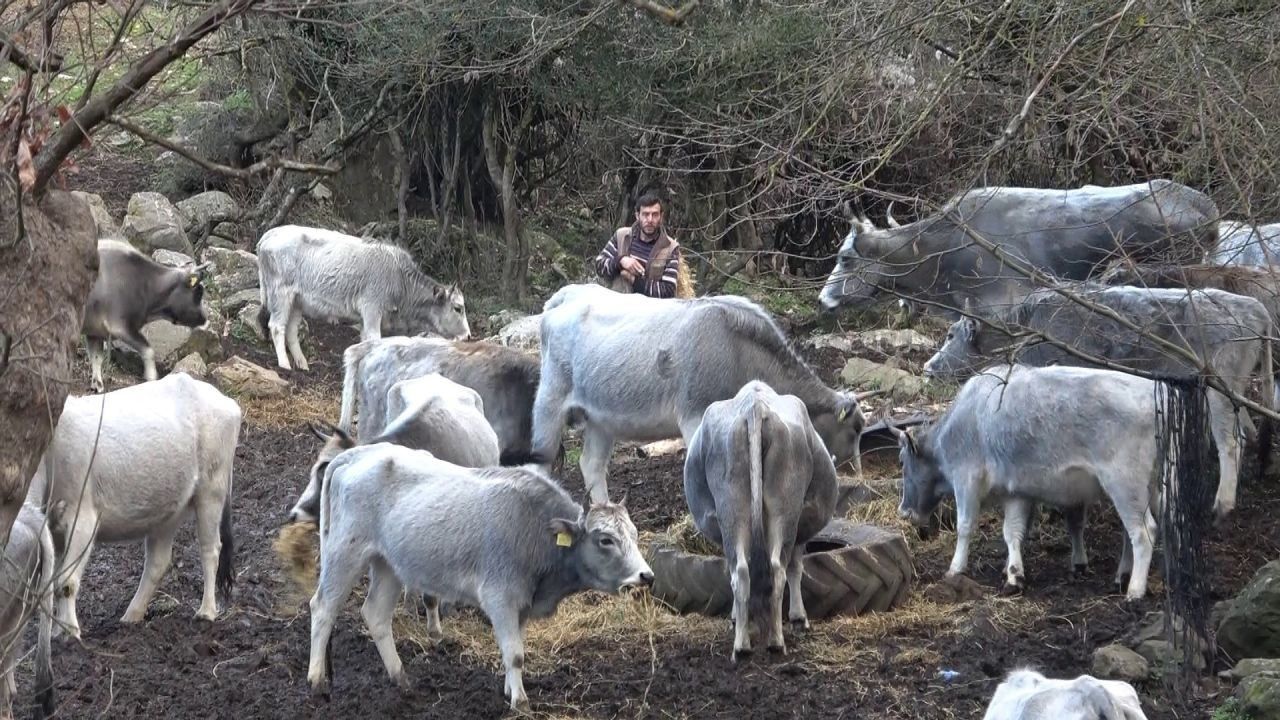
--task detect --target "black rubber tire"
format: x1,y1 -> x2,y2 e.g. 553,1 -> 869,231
646,518 -> 915,619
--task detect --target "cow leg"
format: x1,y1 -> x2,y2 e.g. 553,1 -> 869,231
307,545 -> 365,696
54,512 -> 99,640
422,595 -> 443,639
1117,527 -> 1134,590
579,425 -> 615,505
87,336 -> 108,393
358,306 -> 383,343
1207,391 -> 1240,520
286,306 -> 309,372
1064,505 -> 1089,575
1118,508 -> 1156,600
115,326 -> 157,382
194,490 -> 226,621
362,558 -> 409,691
483,601 -> 529,712
945,487 -> 979,578
765,540 -> 788,654
266,291 -> 294,370
728,531 -> 752,661
1000,497 -> 1032,593
121,524 -> 178,623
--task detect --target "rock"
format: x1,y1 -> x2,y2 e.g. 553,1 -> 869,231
1235,674 -> 1280,719
237,303 -> 266,340
152,249 -> 195,268
487,309 -> 528,328
852,328 -> 937,355
1214,599 -> 1234,631
1136,639 -> 1207,673
1219,559 -> 1280,662
175,190 -> 240,231
494,313 -> 541,353
840,358 -> 928,400
71,191 -> 121,240
172,353 -> 208,380
924,574 -> 985,604
804,333 -> 857,355
1226,658 -> 1280,680
130,321 -> 223,367
1092,644 -> 1150,681
122,192 -> 191,255
635,439 -> 684,459
219,288 -> 261,315
211,356 -> 289,398
201,247 -> 259,294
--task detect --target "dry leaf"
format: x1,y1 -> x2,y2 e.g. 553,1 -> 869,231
16,140 -> 35,191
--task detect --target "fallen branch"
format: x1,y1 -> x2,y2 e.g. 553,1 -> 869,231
106,115 -> 340,179
0,35 -> 63,73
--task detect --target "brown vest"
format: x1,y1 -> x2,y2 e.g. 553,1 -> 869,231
613,226 -> 679,284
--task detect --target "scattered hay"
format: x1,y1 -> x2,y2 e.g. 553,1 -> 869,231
241,384 -> 342,430
273,521 -> 319,602
650,514 -> 721,557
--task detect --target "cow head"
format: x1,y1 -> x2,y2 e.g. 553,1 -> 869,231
922,314 -> 984,381
159,262 -> 211,328
550,499 -> 653,593
819,214 -> 887,313
810,392 -> 872,468
406,283 -> 471,340
894,424 -> 948,526
288,421 -> 356,523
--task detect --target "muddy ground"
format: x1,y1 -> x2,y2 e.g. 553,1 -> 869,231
18,317 -> 1280,720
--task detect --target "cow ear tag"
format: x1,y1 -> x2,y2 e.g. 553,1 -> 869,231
556,531 -> 573,547
188,275 -> 199,287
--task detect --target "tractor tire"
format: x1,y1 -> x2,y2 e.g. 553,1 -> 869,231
646,519 -> 914,619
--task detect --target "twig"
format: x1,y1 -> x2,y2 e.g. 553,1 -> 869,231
106,116 -> 340,179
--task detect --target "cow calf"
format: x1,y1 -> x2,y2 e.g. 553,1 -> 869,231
683,381 -> 837,659
307,444 -> 653,711
31,373 -> 240,637
982,668 -> 1147,720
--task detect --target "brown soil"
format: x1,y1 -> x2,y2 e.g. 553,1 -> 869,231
20,315 -> 1279,720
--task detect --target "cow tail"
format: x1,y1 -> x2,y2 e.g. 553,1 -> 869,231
337,342 -> 368,433
216,491 -> 235,604
256,254 -> 271,339
746,401 -> 772,625
33,521 -> 55,720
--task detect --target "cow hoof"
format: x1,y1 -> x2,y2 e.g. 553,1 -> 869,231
999,581 -> 1024,597
790,617 -> 810,633
310,679 -> 331,700
1116,573 -> 1131,590
731,647 -> 753,663
395,674 -> 414,693
766,643 -> 786,656
1070,563 -> 1090,579
120,610 -> 146,624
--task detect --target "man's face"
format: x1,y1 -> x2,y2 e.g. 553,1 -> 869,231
636,202 -> 662,235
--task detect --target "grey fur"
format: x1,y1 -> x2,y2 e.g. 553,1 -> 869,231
256,225 -> 470,372
1208,220 -> 1280,267
982,669 -> 1148,720
532,284 -> 865,503
819,180 -> 1219,318
683,381 -> 838,659
305,444 -> 652,712
898,364 -> 1163,599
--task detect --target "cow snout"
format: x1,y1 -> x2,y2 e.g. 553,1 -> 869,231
639,571 -> 654,586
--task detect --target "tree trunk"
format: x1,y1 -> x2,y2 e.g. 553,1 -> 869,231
482,93 -> 535,303
0,181 -> 98,546
391,132 -> 410,245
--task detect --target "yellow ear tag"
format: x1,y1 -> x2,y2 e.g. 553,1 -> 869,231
188,275 -> 199,287
837,407 -> 848,421
556,531 -> 573,547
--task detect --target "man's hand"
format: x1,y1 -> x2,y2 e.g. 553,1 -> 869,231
619,256 -> 644,273
621,268 -> 637,284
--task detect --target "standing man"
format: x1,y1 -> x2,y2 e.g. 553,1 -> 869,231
595,191 -> 682,298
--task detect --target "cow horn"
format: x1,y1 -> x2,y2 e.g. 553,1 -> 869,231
307,421 -> 332,441
886,202 -> 901,228
854,389 -> 889,402
192,261 -> 213,274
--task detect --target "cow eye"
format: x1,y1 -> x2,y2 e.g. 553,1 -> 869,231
598,535 -> 616,548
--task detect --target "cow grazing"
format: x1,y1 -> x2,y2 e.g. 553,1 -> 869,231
30,373 -> 240,638
1099,261 -> 1280,331
532,284 -> 873,504
983,669 -> 1148,720
683,381 -> 838,659
83,239 -> 211,392
255,225 -> 470,372
898,364 -> 1164,598
922,283 -> 1274,519
337,335 -> 543,463
819,180 -> 1220,318
1209,220 -> 1280,267
306,444 -> 653,712
289,372 -> 501,524
0,503 -> 56,720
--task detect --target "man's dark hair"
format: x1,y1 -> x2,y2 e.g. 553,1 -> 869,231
635,191 -> 663,212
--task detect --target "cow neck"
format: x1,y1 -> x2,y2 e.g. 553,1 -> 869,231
527,545 -> 585,619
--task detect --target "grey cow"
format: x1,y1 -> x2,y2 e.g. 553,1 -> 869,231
337,336 -> 543,464
306,443 -> 653,712
897,364 -> 1162,599
532,283 -> 872,504
0,503 -> 55,720
1208,220 -> 1280,267
83,239 -> 211,393
983,669 -> 1148,720
923,283 -> 1274,519
683,381 -> 838,659
289,371 -> 501,524
819,180 -> 1219,318
256,225 -> 470,372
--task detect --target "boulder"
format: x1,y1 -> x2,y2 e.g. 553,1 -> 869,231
1091,644 -> 1150,681
71,191 -> 121,240
219,288 -> 261,316
237,303 -> 266,340
1235,674 -> 1280,719
152,249 -> 195,268
1225,658 -> 1280,680
1136,639 -> 1207,674
172,352 -> 208,380
840,358 -> 928,400
175,190 -> 240,231
201,247 -> 259,295
211,356 -> 289,398
804,333 -> 857,355
1219,559 -> 1280,662
122,192 -> 192,255
487,309 -> 527,328
494,313 -> 541,353
131,321 -> 224,367
1131,611 -> 1209,673
852,328 -> 937,355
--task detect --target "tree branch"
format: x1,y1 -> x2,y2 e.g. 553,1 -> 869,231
106,116 -> 340,179
30,0 -> 259,195
621,0 -> 698,26
0,34 -> 63,73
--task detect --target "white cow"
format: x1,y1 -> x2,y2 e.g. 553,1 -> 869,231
0,503 -> 56,720
256,225 -> 470,371
983,669 -> 1147,720
31,372 -> 240,638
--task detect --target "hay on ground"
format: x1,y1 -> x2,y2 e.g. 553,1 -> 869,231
241,384 -> 341,430
274,521 -> 319,601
